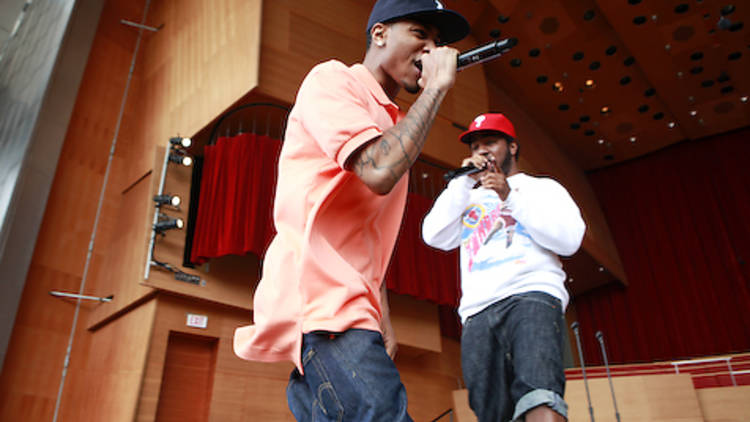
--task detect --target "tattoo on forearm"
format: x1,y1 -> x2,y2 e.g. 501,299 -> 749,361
355,88 -> 445,185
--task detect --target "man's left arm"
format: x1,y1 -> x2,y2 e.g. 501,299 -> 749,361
505,178 -> 586,256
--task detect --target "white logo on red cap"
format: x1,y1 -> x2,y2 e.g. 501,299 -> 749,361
435,0 -> 444,9
473,115 -> 486,128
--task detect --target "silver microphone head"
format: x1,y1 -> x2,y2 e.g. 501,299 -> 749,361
571,321 -> 579,331
595,331 -> 603,341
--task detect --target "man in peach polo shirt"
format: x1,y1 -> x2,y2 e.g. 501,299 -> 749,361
233,0 -> 469,420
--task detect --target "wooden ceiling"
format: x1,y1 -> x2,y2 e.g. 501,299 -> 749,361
446,0 -> 749,170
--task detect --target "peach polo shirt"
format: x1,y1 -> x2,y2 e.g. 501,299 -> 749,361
234,60 -> 408,371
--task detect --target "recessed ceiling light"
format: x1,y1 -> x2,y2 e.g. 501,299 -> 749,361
598,266 -> 605,272
629,136 -> 637,142
585,79 -> 595,88
689,110 -> 697,116
668,121 -> 676,128
597,138 -> 605,144
601,106 -> 610,114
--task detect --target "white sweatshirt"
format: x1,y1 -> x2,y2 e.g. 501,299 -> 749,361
422,172 -> 586,322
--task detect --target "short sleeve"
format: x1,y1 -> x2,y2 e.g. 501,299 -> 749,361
296,62 -> 383,168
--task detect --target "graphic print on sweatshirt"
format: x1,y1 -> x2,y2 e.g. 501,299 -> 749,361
461,196 -> 531,272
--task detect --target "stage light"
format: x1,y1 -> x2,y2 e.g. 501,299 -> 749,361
584,79 -> 595,88
154,217 -> 183,232
629,136 -> 637,143
597,138 -> 605,145
689,110 -> 697,116
168,153 -> 192,166
741,96 -> 748,103
667,121 -> 676,128
153,194 -> 181,207
553,81 -> 564,92
600,106 -> 610,114
170,137 -> 192,148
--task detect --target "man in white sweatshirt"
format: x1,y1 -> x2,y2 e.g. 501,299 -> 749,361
422,113 -> 585,422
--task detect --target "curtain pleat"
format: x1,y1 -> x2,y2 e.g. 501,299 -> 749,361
190,134 -> 281,264
576,127 -> 750,365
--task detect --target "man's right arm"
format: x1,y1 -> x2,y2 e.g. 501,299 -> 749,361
345,47 -> 458,195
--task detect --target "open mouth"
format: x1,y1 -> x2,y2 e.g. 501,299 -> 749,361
414,60 -> 423,72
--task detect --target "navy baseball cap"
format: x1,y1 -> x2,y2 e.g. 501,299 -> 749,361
367,0 -> 470,45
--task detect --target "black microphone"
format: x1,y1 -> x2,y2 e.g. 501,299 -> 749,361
457,38 -> 518,71
443,164 -> 484,181
415,38 -> 518,73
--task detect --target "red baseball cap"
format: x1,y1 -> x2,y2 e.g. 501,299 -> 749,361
459,113 -> 517,144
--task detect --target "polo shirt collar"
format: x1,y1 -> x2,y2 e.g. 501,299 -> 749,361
350,64 -> 399,110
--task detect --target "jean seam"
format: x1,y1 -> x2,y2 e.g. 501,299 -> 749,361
307,347 -> 344,421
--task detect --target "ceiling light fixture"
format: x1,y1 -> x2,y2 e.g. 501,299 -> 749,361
597,139 -> 605,145
600,106 -> 610,114
585,79 -> 595,88
553,81 -> 564,92
629,136 -> 637,143
668,121 -> 676,128
689,110 -> 697,116
741,96 -> 748,103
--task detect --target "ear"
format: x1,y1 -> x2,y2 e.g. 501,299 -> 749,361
508,140 -> 518,157
371,22 -> 388,47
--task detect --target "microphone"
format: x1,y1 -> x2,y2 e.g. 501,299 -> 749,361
457,38 -> 518,71
443,164 -> 485,181
415,38 -> 518,73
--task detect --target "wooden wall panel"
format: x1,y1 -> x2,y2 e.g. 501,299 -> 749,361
59,299 -> 157,422
565,374 -> 704,421
138,294 -> 294,422
455,374 -> 707,422
697,386 -> 750,422
389,292 -> 442,353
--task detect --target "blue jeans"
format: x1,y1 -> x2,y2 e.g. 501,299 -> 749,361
287,329 -> 413,422
461,291 -> 568,422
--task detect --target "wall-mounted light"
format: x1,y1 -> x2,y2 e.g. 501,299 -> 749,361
168,153 -> 193,166
169,137 -> 192,148
154,217 -> 184,233
153,194 -> 181,207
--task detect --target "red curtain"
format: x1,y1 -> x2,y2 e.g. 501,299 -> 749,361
191,134 -> 281,264
386,192 -> 461,307
575,127 -> 750,365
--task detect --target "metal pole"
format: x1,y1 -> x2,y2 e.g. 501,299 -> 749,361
52,1 -> 153,420
571,322 -> 595,422
595,331 -> 621,422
